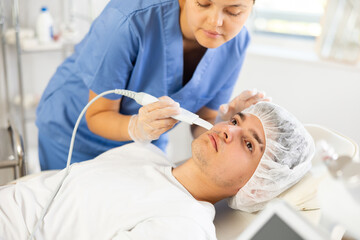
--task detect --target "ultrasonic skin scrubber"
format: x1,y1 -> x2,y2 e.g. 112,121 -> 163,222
133,91 -> 214,130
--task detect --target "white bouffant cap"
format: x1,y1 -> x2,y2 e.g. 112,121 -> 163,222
228,102 -> 315,212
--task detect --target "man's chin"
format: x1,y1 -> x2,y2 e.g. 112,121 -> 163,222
191,139 -> 210,167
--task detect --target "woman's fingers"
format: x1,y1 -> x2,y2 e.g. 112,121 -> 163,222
217,89 -> 272,122
149,118 -> 178,129
237,89 -> 257,101
147,105 -> 180,120
244,91 -> 271,107
138,114 -> 178,140
129,95 -> 181,142
140,103 -> 180,122
142,96 -> 179,112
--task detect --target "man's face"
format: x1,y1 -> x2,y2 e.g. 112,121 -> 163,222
191,112 -> 266,195
182,0 -> 253,48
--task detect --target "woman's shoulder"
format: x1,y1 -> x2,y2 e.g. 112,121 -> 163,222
107,0 -> 178,16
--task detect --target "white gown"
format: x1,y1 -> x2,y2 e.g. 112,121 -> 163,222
0,143 -> 216,240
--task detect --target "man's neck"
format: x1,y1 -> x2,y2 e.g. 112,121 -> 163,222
172,159 -> 230,204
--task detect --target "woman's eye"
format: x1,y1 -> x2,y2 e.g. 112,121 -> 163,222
246,141 -> 253,152
196,1 -> 210,7
230,118 -> 237,125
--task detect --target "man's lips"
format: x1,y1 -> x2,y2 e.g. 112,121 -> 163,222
208,133 -> 218,152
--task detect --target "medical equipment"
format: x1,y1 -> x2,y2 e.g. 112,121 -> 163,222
0,3 -> 26,182
324,155 -> 360,191
335,158 -> 360,203
318,155 -> 360,239
0,122 -> 25,183
305,124 -> 360,240
133,91 -> 213,130
318,176 -> 360,239
237,199 -> 329,240
28,89 -> 213,240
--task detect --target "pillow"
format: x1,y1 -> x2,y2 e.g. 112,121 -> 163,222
214,166 -> 329,239
276,166 -> 329,211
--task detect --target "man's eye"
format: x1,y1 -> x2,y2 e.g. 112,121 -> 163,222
230,118 -> 237,125
246,141 -> 253,152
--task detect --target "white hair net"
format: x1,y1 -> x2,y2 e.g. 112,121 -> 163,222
228,102 -> 315,213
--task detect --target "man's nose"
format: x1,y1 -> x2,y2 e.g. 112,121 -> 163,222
213,123 -> 239,143
207,8 -> 224,27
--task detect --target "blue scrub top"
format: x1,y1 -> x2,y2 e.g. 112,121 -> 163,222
36,0 -> 250,159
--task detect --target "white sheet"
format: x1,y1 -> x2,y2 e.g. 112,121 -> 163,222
0,143 -> 216,240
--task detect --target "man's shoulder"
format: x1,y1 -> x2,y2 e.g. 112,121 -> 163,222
95,143 -> 173,167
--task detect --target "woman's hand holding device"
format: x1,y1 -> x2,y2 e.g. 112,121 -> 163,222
128,96 -> 180,143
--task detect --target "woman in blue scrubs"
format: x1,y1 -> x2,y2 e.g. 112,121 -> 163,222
36,0 -> 265,170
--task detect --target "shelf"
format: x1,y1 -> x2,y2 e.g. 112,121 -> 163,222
6,38 -> 76,54
5,28 -> 77,53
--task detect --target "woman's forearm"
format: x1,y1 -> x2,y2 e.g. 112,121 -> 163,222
86,111 -> 132,141
85,90 -> 133,142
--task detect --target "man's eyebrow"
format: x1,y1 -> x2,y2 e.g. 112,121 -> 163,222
236,112 -> 265,152
237,112 -> 245,122
250,129 -> 265,152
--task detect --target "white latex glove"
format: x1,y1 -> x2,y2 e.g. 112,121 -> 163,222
216,89 -> 272,123
128,96 -> 180,143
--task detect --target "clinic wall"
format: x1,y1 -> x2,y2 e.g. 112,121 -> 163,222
234,53 -> 360,144
168,53 -> 360,163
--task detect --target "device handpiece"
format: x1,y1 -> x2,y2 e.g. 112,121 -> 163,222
134,92 -> 213,130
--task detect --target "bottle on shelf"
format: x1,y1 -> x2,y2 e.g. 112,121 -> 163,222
36,6 -> 54,44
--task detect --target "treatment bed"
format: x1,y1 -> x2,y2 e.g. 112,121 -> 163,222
7,124 -> 360,240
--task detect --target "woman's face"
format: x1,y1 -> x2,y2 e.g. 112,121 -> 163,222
180,0 -> 254,48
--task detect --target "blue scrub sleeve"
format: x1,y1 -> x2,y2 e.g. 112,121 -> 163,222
75,8 -> 139,100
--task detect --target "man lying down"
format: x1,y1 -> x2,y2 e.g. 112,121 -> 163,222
0,102 -> 314,240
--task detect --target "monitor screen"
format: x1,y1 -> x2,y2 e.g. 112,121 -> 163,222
250,214 -> 304,240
